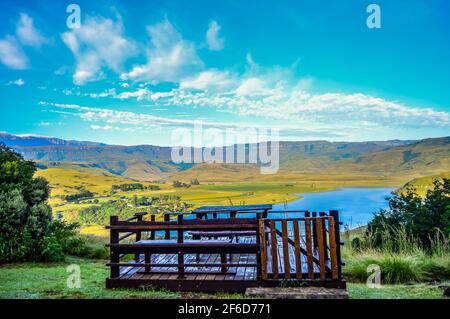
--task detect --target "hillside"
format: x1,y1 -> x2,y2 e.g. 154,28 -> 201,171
398,171 -> 450,196
0,132 -> 106,147
2,133 -> 449,182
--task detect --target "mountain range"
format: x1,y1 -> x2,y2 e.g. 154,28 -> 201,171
1,132 -> 449,182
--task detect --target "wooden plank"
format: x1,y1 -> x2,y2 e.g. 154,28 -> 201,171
109,216 -> 120,278
319,212 -> 329,261
293,220 -> 302,280
330,210 -> 342,280
281,220 -> 290,279
304,217 -> 314,279
193,204 -> 272,213
269,220 -> 279,280
316,218 -> 326,280
328,216 -> 339,280
258,219 -> 268,280
164,214 -> 170,239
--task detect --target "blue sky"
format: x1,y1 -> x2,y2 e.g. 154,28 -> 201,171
0,0 -> 449,146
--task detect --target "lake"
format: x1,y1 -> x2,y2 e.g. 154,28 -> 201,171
271,187 -> 395,228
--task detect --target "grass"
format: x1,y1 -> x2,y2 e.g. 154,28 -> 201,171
347,283 -> 445,299
398,171 -> 450,196
0,257 -> 446,299
0,257 -> 244,299
342,226 -> 450,285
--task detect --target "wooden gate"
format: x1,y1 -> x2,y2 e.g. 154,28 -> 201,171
258,211 -> 342,282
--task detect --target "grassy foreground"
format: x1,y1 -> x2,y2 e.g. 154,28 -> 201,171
0,257 -> 446,299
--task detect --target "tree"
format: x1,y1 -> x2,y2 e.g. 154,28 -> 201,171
0,143 -> 83,262
366,178 -> 450,249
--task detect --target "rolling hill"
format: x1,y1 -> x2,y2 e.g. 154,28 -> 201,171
2,133 -> 449,182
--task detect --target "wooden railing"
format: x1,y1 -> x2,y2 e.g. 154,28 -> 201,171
258,210 -> 343,281
106,209 -> 344,288
107,214 -> 261,279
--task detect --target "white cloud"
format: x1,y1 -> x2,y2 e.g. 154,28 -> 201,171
235,77 -> 267,96
16,13 -> 48,48
117,88 -> 150,101
7,78 -> 25,86
0,36 -> 28,69
180,69 -> 236,91
61,15 -> 137,85
121,19 -> 202,83
206,21 -> 224,51
42,101 -> 326,136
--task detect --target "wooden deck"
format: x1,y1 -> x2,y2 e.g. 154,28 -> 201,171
106,207 -> 345,292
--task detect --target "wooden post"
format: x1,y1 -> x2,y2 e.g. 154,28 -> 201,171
258,219 -> 267,280
269,220 -> 279,280
110,216 -> 120,278
312,211 -> 318,251
177,214 -> 185,279
134,213 -> 143,261
164,214 -> 170,239
319,212 -> 329,262
316,218 -> 326,280
150,215 -> 155,240
293,220 -> 302,280
327,216 -> 339,280
330,210 -> 342,280
281,220 -> 291,279
144,214 -> 155,271
304,212 -> 314,280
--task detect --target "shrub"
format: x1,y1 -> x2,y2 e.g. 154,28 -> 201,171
366,179 -> 450,250
0,143 -> 86,262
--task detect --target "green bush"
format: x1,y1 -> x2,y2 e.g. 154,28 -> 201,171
0,144 -> 86,263
367,179 -> 450,250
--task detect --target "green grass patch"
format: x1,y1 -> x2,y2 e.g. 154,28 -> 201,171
0,257 -> 447,299
347,283 -> 445,299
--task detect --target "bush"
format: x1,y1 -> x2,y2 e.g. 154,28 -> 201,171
0,143 -> 86,262
366,179 -> 450,250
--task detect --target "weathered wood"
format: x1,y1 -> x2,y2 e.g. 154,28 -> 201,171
106,209 -> 346,292
193,204 -> 272,213
328,216 -> 339,280
109,216 -> 120,278
269,220 -> 279,280
145,253 -> 151,272
123,212 -> 148,222
177,215 -> 185,278
312,212 -> 318,251
281,220 -> 291,279
304,215 -> 314,280
274,228 -> 322,266
330,210 -> 343,279
134,214 -> 143,261
258,219 -> 268,280
150,215 -> 155,240
164,214 -> 170,239
319,212 -> 328,261
292,220 -> 302,279
109,262 -> 257,267
118,231 -> 136,242
316,217 -> 326,280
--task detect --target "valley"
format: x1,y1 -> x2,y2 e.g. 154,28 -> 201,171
2,132 -> 449,236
